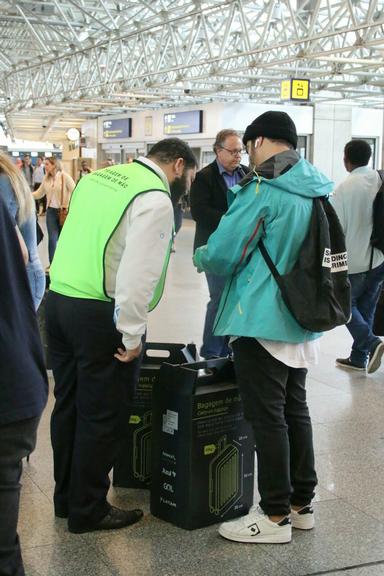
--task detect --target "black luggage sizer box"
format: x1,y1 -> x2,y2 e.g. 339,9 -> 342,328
113,342 -> 197,489
150,358 -> 254,530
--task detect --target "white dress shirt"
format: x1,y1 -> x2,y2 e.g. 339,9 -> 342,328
104,157 -> 174,350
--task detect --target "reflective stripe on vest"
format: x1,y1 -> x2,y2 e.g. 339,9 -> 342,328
49,161 -> 171,311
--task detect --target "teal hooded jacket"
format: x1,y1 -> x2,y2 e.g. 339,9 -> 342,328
193,157 -> 334,343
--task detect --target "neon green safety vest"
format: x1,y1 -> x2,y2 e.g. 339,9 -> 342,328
49,160 -> 172,311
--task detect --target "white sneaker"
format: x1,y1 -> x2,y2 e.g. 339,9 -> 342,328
218,507 -> 292,544
367,341 -> 384,374
291,505 -> 315,530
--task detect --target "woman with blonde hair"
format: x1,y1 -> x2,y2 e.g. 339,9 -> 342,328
0,151 -> 45,309
33,157 -> 75,263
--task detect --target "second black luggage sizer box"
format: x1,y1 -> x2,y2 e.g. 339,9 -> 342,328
150,358 -> 254,530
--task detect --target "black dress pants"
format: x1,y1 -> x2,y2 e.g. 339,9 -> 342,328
46,292 -> 142,531
232,338 -> 317,517
0,416 -> 40,576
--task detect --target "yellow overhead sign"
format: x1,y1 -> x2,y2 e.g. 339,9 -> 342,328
280,80 -> 291,100
281,78 -> 310,101
292,79 -> 310,100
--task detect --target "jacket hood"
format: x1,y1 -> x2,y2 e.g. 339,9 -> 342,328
258,157 -> 333,199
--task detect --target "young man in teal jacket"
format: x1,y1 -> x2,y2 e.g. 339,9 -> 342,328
194,111 -> 333,544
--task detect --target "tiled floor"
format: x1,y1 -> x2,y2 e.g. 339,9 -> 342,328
21,218 -> 384,576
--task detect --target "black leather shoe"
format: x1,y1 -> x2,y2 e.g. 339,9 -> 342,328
68,506 -> 143,534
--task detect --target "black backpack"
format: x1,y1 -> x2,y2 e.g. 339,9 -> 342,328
259,196 -> 351,333
370,170 -> 384,264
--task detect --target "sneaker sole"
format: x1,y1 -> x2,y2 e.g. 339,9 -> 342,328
335,361 -> 365,371
218,526 -> 292,544
291,516 -> 315,530
367,343 -> 384,374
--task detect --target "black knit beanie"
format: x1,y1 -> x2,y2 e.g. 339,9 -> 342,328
242,111 -> 298,149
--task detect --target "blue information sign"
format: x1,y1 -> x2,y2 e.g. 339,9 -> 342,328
103,118 -> 132,139
164,110 -> 203,135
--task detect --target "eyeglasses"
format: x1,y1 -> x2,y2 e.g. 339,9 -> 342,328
218,146 -> 244,157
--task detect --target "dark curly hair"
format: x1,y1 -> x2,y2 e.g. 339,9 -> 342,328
148,138 -> 197,169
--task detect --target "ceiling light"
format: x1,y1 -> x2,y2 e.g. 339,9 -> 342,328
78,31 -> 89,43
271,2 -> 283,21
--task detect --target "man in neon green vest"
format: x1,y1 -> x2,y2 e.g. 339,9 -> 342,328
46,138 -> 197,534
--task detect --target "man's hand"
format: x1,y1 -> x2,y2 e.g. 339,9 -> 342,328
114,343 -> 142,363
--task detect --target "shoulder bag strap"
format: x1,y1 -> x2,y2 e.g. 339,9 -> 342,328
370,246 -> 374,270
60,173 -> 64,208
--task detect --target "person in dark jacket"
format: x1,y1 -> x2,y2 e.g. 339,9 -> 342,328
190,129 -> 248,359
0,195 -> 48,576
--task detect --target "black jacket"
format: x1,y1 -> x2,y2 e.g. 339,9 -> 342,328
190,160 -> 249,251
0,196 -> 48,425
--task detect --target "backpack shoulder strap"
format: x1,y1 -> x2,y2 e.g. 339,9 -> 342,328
259,197 -> 317,286
258,239 -> 285,291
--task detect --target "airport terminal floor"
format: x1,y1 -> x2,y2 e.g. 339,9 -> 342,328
20,218 -> 384,576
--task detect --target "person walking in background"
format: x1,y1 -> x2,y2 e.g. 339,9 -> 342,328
21,155 -> 33,191
0,195 -> 48,576
0,151 -> 45,309
46,138 -> 196,535
33,156 -> 46,215
78,159 -> 92,181
194,111 -> 332,544
33,157 -> 75,264
333,139 -> 384,373
190,129 -> 248,359
14,157 -> 23,171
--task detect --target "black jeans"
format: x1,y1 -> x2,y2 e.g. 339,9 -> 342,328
0,416 -> 40,576
46,292 -> 143,531
232,338 -> 317,516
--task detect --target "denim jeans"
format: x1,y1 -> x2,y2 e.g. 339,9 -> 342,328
200,272 -> 230,359
0,417 -> 40,576
347,261 -> 384,366
232,338 -> 317,516
46,207 -> 61,264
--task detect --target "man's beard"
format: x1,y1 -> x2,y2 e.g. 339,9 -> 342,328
170,171 -> 187,204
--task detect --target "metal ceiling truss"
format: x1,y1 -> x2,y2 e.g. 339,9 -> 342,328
1,0 -> 384,141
